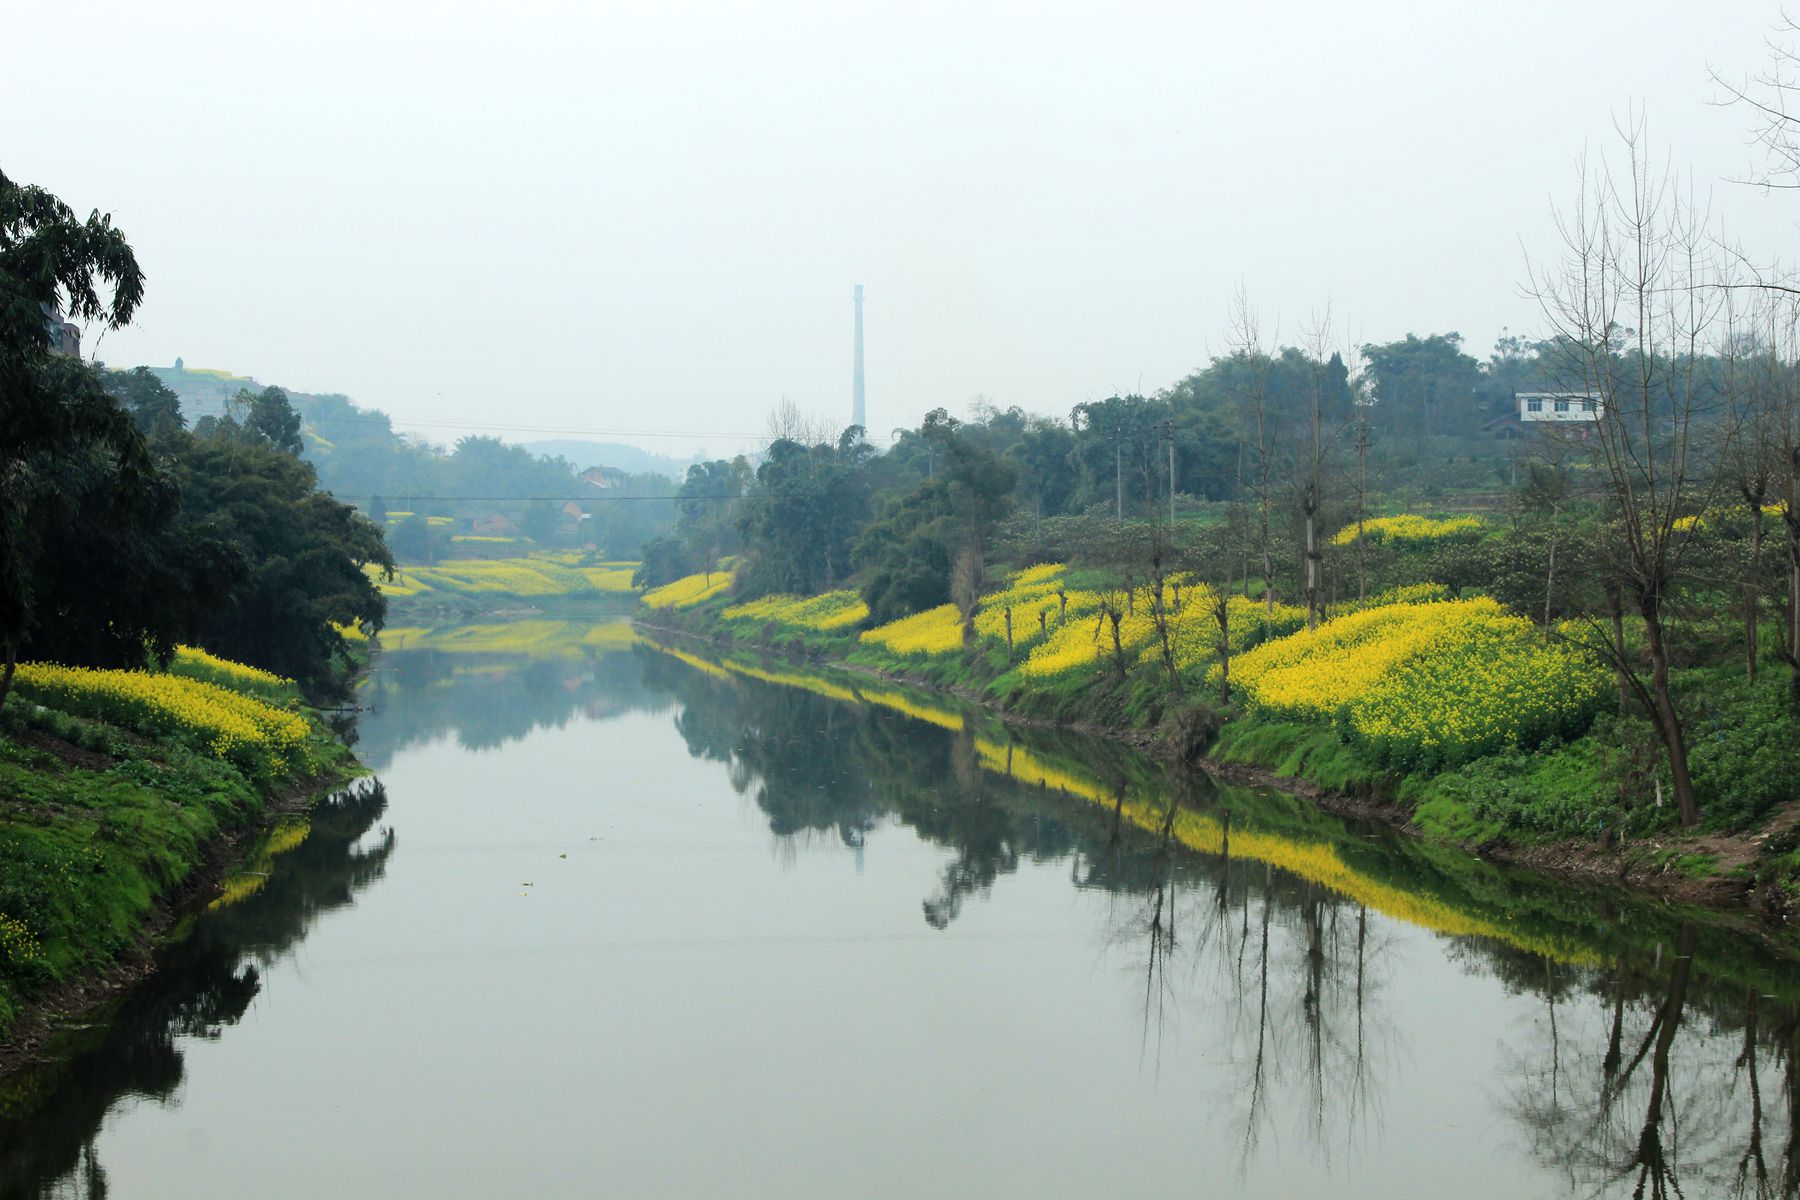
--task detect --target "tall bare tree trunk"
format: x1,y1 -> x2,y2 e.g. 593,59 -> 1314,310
1746,495 -> 1765,683
1543,501 -> 1559,641
1355,420 -> 1368,604
1606,580 -> 1630,714
1303,479 -> 1320,631
1214,592 -> 1231,705
1640,598 -> 1700,826
1788,453 -> 1800,704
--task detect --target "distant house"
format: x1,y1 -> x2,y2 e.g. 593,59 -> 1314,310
580,465 -> 628,490
1518,392 -> 1602,423
471,512 -> 516,536
561,500 -> 587,522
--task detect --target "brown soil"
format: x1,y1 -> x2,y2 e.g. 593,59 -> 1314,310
12,728 -> 114,772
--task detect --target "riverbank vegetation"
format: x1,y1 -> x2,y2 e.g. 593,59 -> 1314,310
0,170 -> 386,1051
617,101 -> 1800,909
0,644 -> 359,1041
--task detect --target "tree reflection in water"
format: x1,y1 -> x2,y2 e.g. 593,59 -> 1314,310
1502,923 -> 1800,1198
15,634 -> 1800,1199
643,639 -> 1800,1197
0,779 -> 394,1200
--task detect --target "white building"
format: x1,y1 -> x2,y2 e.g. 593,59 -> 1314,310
1518,392 -> 1603,423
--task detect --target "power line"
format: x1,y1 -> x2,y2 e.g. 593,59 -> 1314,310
371,494 -> 740,503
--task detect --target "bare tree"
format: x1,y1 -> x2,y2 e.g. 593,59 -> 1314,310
762,396 -> 838,451
1229,287 -> 1281,613
1725,296 -> 1791,683
1297,308 -> 1345,630
1527,121 -> 1734,827
1715,15 -> 1800,704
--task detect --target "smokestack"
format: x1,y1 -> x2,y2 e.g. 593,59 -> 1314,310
852,284 -> 865,434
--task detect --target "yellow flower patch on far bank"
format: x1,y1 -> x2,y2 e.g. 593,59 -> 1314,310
1228,598 -> 1606,768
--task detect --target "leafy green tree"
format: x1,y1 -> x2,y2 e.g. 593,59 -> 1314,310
242,385 -> 304,455
633,534 -> 698,589
1360,333 -> 1483,441
520,499 -> 562,545
1,170 -> 151,707
386,513 -> 440,565
855,411 -> 1015,624
174,432 -> 393,691
19,410 -> 245,673
104,366 -> 185,439
736,432 -> 873,597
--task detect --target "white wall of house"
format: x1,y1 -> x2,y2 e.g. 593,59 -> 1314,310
1517,392 -> 1602,423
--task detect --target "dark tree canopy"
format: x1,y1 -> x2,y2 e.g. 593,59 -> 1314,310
1,171 -> 155,702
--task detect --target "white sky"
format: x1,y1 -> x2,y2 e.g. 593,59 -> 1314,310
6,1 -> 1795,457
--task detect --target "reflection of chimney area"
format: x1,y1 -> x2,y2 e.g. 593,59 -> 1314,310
852,284 -> 865,433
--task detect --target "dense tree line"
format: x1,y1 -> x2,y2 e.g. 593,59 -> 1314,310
278,391 -> 680,560
0,172 -> 392,702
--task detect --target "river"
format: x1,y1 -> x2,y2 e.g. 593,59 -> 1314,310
3,617 -> 1797,1198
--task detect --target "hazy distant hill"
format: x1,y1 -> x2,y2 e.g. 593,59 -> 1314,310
146,363 -> 263,420
516,440 -> 696,481
140,366 -> 695,482
123,363 -> 682,557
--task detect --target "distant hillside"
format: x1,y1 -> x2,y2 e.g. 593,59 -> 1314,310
516,440 -> 697,481
116,363 -> 683,558
141,366 -> 696,482
146,364 -> 263,420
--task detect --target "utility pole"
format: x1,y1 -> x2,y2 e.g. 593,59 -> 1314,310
1114,427 -> 1123,523
1161,420 -> 1176,527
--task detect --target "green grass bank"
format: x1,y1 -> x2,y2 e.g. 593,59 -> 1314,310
0,652 -> 364,1051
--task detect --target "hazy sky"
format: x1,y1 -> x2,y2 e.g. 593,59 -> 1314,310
7,1 -> 1795,457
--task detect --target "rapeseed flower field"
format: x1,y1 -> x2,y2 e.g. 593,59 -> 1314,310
365,555 -> 644,601
723,590 -> 869,631
377,620 -> 638,657
1329,515 -> 1484,546
852,563 -> 1307,682
169,646 -> 299,704
859,603 -> 964,656
1228,598 -> 1606,768
13,663 -> 313,780
642,571 -> 735,609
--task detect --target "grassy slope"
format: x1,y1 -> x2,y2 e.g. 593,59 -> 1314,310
0,692 -> 359,1041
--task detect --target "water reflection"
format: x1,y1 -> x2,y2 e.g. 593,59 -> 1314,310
7,623 -> 1800,1199
0,779 -> 393,1199
355,621 -> 668,768
637,633 -> 1800,1196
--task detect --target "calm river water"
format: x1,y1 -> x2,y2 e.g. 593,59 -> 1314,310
4,618 -> 1798,1198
